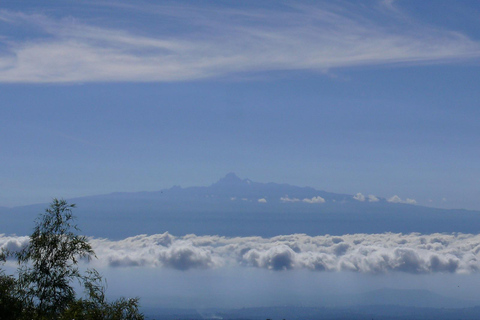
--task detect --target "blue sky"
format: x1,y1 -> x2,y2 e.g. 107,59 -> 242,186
3,1 -> 480,310
1,0 -> 480,209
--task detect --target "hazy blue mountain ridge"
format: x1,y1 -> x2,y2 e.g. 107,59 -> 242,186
144,300 -> 480,320
2,173 -> 480,239
140,288 -> 480,319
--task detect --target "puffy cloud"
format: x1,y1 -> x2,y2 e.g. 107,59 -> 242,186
302,196 -> 325,204
4,232 -> 480,274
0,235 -> 29,253
405,198 -> 417,205
88,233 -> 223,270
257,198 -> 267,203
353,193 -> 365,202
388,195 -> 403,203
354,193 -> 380,203
280,195 -> 300,202
243,245 -> 296,271
158,245 -> 218,271
388,195 -> 416,204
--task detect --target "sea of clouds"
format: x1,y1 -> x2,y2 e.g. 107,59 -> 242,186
2,233 -> 480,274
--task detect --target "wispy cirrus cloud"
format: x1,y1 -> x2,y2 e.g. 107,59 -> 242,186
0,1 -> 479,83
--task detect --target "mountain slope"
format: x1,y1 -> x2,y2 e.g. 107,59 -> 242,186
2,173 -> 480,238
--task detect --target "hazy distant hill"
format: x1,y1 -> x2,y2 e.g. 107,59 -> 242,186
2,173 -> 480,238
329,288 -> 477,309
138,288 -> 480,319
211,305 -> 480,320
211,306 -> 480,320
144,296 -> 480,320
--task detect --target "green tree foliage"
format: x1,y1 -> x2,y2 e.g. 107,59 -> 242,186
14,199 -> 95,318
0,252 -> 23,319
60,269 -> 144,320
1,198 -> 144,320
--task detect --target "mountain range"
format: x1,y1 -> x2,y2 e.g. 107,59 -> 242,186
2,173 -> 480,239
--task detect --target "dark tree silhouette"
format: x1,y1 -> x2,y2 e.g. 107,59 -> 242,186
1,198 -> 144,320
14,199 -> 95,318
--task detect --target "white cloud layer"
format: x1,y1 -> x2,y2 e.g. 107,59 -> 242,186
3,232 -> 480,274
0,2 -> 479,83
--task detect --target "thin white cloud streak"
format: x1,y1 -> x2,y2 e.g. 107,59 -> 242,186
281,195 -> 325,203
0,2 -> 479,83
3,232 -> 480,274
